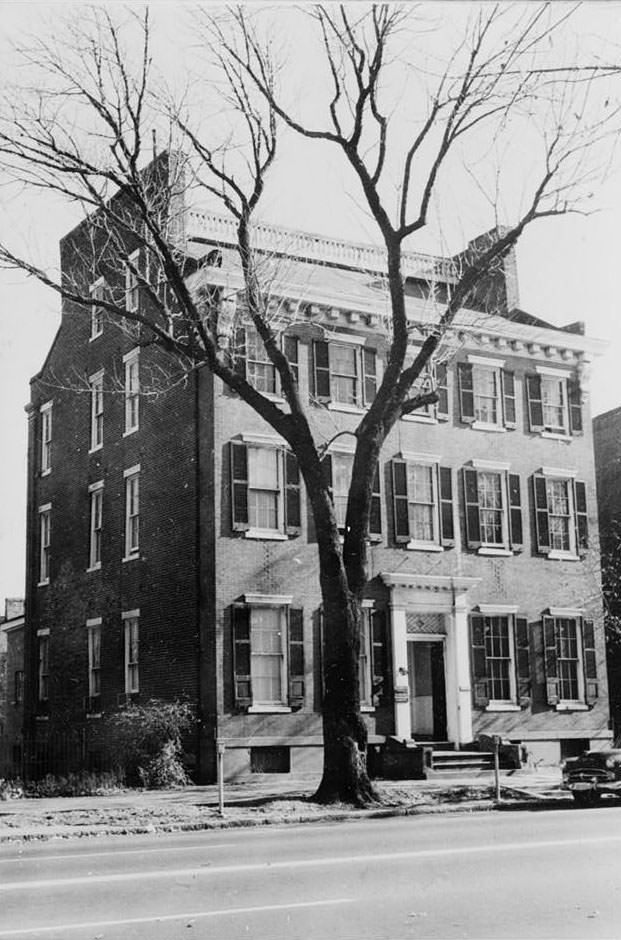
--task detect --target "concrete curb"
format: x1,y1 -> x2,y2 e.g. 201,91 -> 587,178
0,793 -> 571,844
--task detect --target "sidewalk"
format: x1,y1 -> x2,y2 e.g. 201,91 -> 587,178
0,767 -> 566,844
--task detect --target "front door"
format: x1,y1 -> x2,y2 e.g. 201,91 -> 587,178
407,640 -> 447,740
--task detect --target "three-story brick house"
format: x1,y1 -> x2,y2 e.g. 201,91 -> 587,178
22,200 -> 611,780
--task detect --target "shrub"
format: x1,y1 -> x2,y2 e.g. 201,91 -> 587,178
105,699 -> 195,789
0,778 -> 24,801
138,740 -> 190,789
0,771 -> 124,800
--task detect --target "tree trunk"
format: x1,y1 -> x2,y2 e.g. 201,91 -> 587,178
313,585 -> 379,805
298,467 -> 379,805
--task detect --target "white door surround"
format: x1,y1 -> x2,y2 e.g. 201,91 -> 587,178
380,573 -> 480,746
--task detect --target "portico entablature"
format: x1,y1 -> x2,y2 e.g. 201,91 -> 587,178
379,573 -> 480,612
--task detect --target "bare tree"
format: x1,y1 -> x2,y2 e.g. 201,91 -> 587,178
0,3 -> 619,804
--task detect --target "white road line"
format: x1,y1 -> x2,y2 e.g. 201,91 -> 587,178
0,842 -> 234,865
2,832 -> 621,892
0,897 -> 354,937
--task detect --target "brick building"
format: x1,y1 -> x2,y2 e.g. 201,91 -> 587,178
22,195 -> 611,780
593,407 -> 621,739
0,599 -> 25,775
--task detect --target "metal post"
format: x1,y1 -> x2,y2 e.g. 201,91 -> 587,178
493,734 -> 501,802
216,739 -> 226,817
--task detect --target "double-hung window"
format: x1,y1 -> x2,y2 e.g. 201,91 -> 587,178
123,611 -> 140,695
462,462 -> 522,554
87,618 -> 102,711
235,325 -> 299,397
533,469 -> 588,559
470,610 -> 530,709
404,359 -> 449,422
90,279 -> 104,340
392,456 -> 453,549
527,368 -> 582,437
37,630 -> 49,704
232,598 -> 305,711
14,670 -> 24,705
458,358 -> 516,430
125,250 -> 140,313
230,438 -> 301,539
312,336 -> 377,410
88,481 -> 103,570
322,451 -> 382,538
89,370 -> 104,452
38,504 -> 51,585
40,402 -> 52,474
359,606 -> 388,708
543,611 -> 598,707
123,349 -> 140,434
124,466 -> 140,560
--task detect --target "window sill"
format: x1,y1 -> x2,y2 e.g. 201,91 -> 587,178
406,541 -> 443,553
485,703 -> 521,712
123,427 -> 139,438
471,421 -> 506,433
87,564 -> 102,573
477,547 -> 513,557
40,468 -> 51,478
37,580 -> 50,588
327,402 -> 365,415
547,551 -> 580,562
360,705 -> 376,713
244,529 -> 288,541
555,702 -> 590,711
247,705 -> 292,714
401,413 -> 436,424
88,444 -> 103,455
541,431 -> 570,442
122,554 -> 140,563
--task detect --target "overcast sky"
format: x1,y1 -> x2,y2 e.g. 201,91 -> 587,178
1,1 -> 621,607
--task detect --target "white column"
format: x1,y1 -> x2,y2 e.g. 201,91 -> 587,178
453,593 -> 474,745
390,606 -> 411,740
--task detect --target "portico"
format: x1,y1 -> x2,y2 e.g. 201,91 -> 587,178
380,573 -> 480,746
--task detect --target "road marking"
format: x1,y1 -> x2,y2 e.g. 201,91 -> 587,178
0,897 -> 353,937
0,842 -> 234,865
2,832 -> 621,891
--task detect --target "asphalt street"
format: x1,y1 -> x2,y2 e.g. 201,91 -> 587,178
1,805 -> 620,939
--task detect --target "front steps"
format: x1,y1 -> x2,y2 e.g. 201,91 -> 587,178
381,737 -> 509,780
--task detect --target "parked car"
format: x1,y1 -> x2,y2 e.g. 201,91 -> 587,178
562,749 -> 621,805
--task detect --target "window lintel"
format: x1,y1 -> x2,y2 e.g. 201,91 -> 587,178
535,365 -> 573,379
547,607 -> 584,618
540,466 -> 577,479
122,609 -> 140,620
470,458 -> 511,472
239,432 -> 286,447
467,354 -> 506,368
398,451 -> 441,465
477,605 -> 519,616
242,593 -> 293,607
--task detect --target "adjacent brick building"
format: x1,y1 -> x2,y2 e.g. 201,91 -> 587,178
22,188 -> 611,780
0,599 -> 25,775
593,407 -> 621,739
